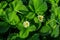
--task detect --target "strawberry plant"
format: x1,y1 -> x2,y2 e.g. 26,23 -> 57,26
0,0 -> 60,40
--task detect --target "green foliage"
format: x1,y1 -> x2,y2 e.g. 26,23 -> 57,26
0,1 -> 7,9
5,11 -> 20,25
19,29 -> 29,38
0,22 -> 10,33
10,0 -> 28,11
7,33 -> 19,40
0,0 -> 60,40
29,0 -> 47,15
51,26 -> 59,38
40,25 -> 51,34
27,34 -> 40,40
26,12 -> 35,20
0,9 -> 5,16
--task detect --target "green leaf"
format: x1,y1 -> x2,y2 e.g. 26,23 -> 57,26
36,2 -> 47,15
10,0 -> 28,11
27,34 -> 40,40
29,0 -> 43,10
7,33 -> 19,40
0,22 -> 10,33
52,7 -> 60,17
5,11 -> 20,25
27,25 -> 36,32
29,0 -> 47,14
6,0 -> 12,2
49,14 -> 56,29
0,9 -> 6,16
40,25 -> 51,34
34,17 -> 41,30
49,0 -> 59,4
51,26 -> 59,37
34,17 -> 39,23
26,12 -> 35,20
0,1 -> 7,9
57,7 -> 60,20
17,22 -> 24,30
49,20 -> 57,29
19,29 -> 29,38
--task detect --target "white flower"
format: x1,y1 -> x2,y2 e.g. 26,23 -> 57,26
23,21 -> 30,28
38,15 -> 44,22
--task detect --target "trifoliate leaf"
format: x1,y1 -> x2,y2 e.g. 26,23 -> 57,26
5,11 -> 20,25
10,0 -> 28,11
29,0 -> 43,11
29,0 -> 47,14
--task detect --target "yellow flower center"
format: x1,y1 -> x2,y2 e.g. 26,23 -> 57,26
38,15 -> 44,22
